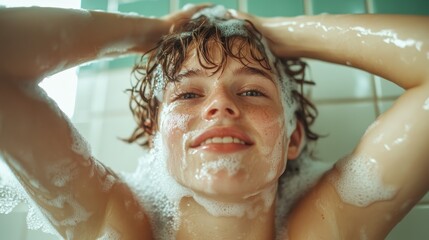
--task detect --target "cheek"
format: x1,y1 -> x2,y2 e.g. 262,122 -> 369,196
250,106 -> 286,149
162,113 -> 190,142
159,103 -> 196,177
160,103 -> 193,145
249,106 -> 287,180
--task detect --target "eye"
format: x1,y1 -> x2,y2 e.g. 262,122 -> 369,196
182,92 -> 199,99
176,92 -> 201,100
239,89 -> 265,97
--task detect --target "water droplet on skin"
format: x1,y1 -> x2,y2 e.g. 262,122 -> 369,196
423,97 -> 429,110
373,133 -> 383,144
384,144 -> 391,151
350,27 -> 424,51
360,227 -> 369,240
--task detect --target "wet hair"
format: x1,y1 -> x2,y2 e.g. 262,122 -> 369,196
125,15 -> 319,153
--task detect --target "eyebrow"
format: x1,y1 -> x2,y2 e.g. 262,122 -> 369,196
174,66 -> 274,82
175,68 -> 203,81
234,66 -> 274,82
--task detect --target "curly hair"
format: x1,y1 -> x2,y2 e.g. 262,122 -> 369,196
125,15 -> 319,150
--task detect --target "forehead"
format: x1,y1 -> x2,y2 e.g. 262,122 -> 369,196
178,37 -> 271,74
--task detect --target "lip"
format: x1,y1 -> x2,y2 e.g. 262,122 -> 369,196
190,126 -> 254,150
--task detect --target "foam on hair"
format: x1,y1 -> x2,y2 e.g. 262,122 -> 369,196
124,6 -> 315,239
171,5 -> 299,138
201,5 -> 299,136
192,5 -> 249,37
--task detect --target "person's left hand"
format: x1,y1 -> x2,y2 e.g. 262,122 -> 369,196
163,3 -> 212,33
229,9 -> 300,58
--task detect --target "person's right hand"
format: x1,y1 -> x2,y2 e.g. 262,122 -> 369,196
130,3 -> 212,53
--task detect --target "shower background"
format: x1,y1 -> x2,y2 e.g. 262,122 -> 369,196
1,0 -> 428,239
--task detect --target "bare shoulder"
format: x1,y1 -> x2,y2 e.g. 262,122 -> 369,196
288,83 -> 429,239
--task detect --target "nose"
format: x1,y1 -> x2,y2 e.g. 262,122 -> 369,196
202,89 -> 240,120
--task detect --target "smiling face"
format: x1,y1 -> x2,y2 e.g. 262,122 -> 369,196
156,43 -> 290,199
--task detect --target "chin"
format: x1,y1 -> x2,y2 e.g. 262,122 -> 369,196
184,168 -> 276,201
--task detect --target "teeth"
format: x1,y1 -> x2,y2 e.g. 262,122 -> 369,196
201,136 -> 246,146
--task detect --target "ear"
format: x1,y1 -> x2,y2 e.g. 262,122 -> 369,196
287,121 -> 306,160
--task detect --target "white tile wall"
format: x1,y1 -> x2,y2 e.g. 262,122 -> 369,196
102,68 -> 135,113
387,205 -> 429,240
73,67 -> 143,172
311,102 -> 376,163
378,99 -> 396,114
26,229 -> 58,240
0,209 -> 57,240
307,59 -> 374,101
73,68 -> 110,117
375,76 -> 405,99
93,115 -> 142,172
0,211 -> 27,240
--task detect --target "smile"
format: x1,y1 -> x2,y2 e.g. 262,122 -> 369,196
190,126 -> 254,152
200,136 -> 247,146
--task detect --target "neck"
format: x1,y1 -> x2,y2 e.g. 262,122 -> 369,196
176,187 -> 277,240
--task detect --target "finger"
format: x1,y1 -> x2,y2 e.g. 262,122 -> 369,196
163,3 -> 211,22
227,9 -> 253,21
177,3 -> 212,18
165,3 -> 213,33
228,9 -> 266,32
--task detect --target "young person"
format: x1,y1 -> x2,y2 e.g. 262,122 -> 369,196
0,4 -> 428,240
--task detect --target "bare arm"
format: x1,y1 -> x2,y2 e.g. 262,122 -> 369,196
0,6 -> 208,82
236,14 -> 428,88
236,13 -> 429,239
0,5 -> 208,239
0,81 -> 153,239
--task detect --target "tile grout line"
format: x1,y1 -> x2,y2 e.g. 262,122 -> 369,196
365,0 -> 375,14
238,0 -> 247,12
370,75 -> 381,117
303,0 -> 313,15
364,0 -> 381,117
170,0 -> 179,13
107,0 -> 119,12
313,95 -> 399,105
20,214 -> 28,240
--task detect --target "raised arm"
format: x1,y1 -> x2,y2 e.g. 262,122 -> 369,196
0,5 -> 208,239
235,13 -> 429,239
235,13 -> 428,88
0,5 -> 208,83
